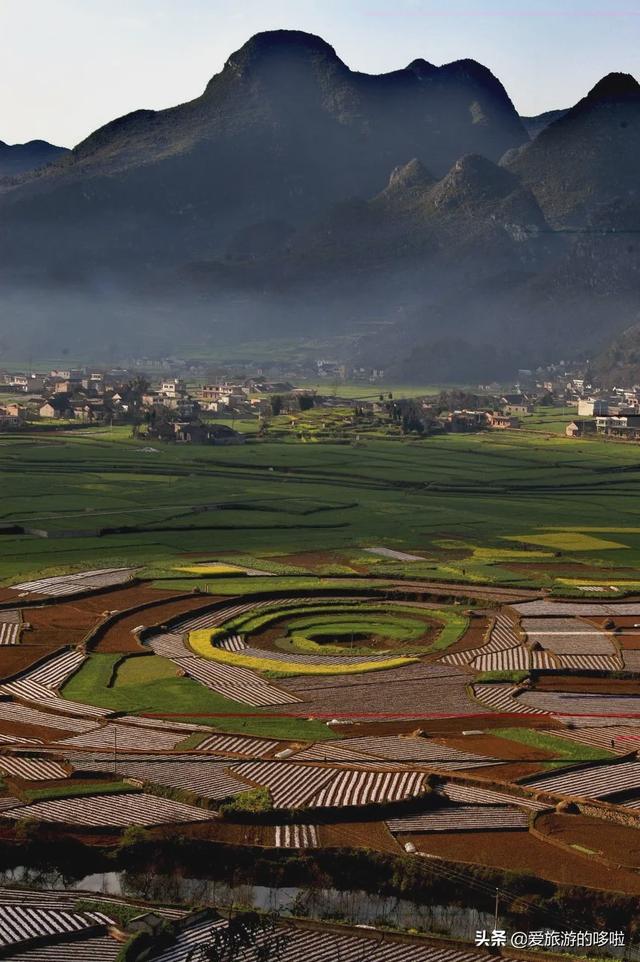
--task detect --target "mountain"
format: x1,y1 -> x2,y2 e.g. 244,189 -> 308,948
0,32 -> 637,377
519,109 -> 567,139
591,321 -> 640,387
0,139 -> 69,177
0,31 -> 526,280
505,73 -> 640,225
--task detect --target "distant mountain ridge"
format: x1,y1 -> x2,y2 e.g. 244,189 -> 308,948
519,109 -> 568,139
0,139 -> 69,177
0,30 -> 637,377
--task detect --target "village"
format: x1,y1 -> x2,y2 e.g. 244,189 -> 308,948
2,360 -> 640,444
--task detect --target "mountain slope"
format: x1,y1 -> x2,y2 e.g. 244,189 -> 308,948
519,109 -> 567,139
505,73 -> 640,225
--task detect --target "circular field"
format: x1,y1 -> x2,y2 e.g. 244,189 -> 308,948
206,597 -> 468,663
283,611 -> 430,654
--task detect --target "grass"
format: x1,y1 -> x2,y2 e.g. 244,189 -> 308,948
114,654 -> 178,686
23,781 -> 139,803
475,670 -> 529,684
189,630 -> 417,675
490,728 -> 616,767
220,787 -> 273,816
63,654 -> 336,741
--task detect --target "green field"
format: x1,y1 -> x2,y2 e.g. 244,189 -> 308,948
491,728 -> 616,767
2,425 -> 640,590
23,781 -> 139,804
63,653 -> 335,740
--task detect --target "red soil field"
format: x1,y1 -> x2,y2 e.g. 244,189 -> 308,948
434,615 -> 492,658
320,819 -> 402,854
0,716 -> 79,742
433,732 -> 556,781
0,582 -> 226,677
335,712 -> 555,740
536,812 -> 640,869
400,829 -> 640,894
534,676 -> 640,694
93,594 -> 227,653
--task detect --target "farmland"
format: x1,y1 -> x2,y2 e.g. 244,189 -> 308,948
2,426 -> 640,592
4,428 -> 640,912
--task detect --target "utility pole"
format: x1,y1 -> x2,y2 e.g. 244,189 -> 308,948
494,888 -> 500,932
113,725 -> 118,775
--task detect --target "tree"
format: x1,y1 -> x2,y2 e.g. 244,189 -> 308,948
122,376 -> 151,411
270,395 -> 283,417
297,394 -> 314,412
188,913 -> 290,962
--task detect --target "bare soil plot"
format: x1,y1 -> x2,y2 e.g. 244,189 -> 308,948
94,594 -> 227,653
534,675 -> 640,694
536,812 -> 640,868
432,615 -> 491,659
13,583 -> 199,675
401,829 -> 640,894
618,636 -> 640,651
622,651 -> 640,670
320,819 -> 401,853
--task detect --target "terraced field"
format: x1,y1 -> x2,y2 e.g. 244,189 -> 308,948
3,560 -> 640,901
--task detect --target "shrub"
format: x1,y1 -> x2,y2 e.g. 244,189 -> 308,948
221,787 -> 273,817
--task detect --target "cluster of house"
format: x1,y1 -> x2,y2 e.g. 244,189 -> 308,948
429,394 -> 532,433
0,368 -> 125,425
565,385 -> 640,440
0,367 -> 312,441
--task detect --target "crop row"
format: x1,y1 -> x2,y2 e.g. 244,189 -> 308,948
1,791 -> 213,827
387,805 -> 528,833
10,566 -> 137,598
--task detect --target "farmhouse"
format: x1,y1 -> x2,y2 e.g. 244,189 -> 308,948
160,378 -> 187,398
440,410 -> 489,432
578,398 -> 609,416
0,409 -> 21,429
39,399 -> 72,419
566,419 -> 597,438
596,415 -> 640,439
487,413 -> 520,429
500,393 -> 532,415
169,421 -> 246,444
